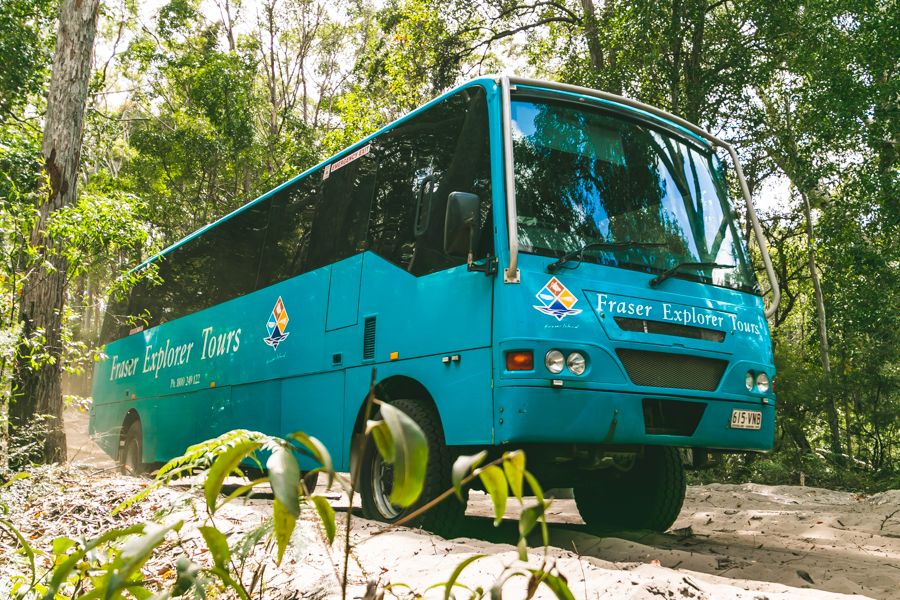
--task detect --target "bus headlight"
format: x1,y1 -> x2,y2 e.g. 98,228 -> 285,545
745,371 -> 755,391
545,350 -> 565,374
756,372 -> 770,393
566,352 -> 586,375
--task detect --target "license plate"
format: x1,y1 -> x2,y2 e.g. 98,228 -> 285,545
730,409 -> 762,430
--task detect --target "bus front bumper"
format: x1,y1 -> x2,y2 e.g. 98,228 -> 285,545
494,385 -> 775,451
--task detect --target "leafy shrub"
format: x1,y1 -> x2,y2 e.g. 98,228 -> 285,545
0,386 -> 574,599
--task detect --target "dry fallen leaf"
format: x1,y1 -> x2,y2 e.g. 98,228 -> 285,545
796,569 -> 815,584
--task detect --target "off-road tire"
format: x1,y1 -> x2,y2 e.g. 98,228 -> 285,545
574,446 -> 685,532
359,398 -> 467,537
120,420 -> 146,476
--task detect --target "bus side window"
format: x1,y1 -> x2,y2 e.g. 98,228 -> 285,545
419,87 -> 493,275
256,176 -> 319,289
121,200 -> 270,330
205,201 -> 270,300
99,287 -> 136,344
366,86 -> 492,276
305,155 -> 377,271
367,129 -> 418,269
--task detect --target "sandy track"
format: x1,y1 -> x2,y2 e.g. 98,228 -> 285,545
63,409 -> 898,598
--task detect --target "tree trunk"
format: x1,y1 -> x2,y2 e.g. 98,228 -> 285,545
683,0 -> 706,123
801,192 -> 843,459
10,0 -> 100,464
580,0 -> 605,75
668,0 -> 684,114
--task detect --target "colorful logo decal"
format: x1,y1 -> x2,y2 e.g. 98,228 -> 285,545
533,277 -> 582,321
264,296 -> 290,350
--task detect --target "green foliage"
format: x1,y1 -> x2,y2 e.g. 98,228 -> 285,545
0,0 -> 55,114
1,397 -> 575,599
478,465 -> 508,526
368,400 -> 429,506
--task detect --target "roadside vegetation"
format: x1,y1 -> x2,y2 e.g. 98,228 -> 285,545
1,382 -> 576,599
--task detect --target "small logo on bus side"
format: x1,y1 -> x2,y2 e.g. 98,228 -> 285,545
533,277 -> 582,321
264,297 -> 291,350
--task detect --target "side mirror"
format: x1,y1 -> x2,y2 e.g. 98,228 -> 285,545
443,192 -> 480,257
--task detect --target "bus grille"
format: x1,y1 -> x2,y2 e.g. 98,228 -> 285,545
616,349 -> 727,391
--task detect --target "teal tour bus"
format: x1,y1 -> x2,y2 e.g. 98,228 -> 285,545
90,76 -> 780,534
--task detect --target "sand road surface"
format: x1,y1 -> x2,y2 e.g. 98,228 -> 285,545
64,409 -> 899,598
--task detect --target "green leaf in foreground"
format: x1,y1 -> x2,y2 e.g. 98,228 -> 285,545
529,569 -> 576,600
367,419 -> 394,463
267,446 -> 301,517
273,497 -> 297,564
478,465 -> 508,526
205,440 -> 262,513
452,450 -> 487,501
107,521 -> 183,596
45,525 -> 146,596
199,526 -> 230,569
0,472 -> 30,490
172,557 -> 202,597
517,537 -> 529,561
519,501 -> 546,539
378,402 -> 429,507
442,553 -> 486,600
289,432 -> 335,486
310,495 -> 336,544
503,450 -> 526,501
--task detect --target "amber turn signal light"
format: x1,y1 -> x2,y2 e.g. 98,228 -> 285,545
506,350 -> 534,371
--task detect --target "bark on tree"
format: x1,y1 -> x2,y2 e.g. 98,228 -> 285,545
10,0 -> 100,463
580,0 -> 605,72
668,0 -> 684,115
801,191 -> 843,460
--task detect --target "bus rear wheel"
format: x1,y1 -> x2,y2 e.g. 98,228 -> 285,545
120,420 -> 146,477
574,446 -> 685,533
359,398 -> 467,537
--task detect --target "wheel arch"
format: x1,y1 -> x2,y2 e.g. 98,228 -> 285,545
119,408 -> 141,459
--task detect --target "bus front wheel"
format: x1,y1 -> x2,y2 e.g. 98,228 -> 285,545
359,398 -> 467,537
120,420 -> 146,476
574,446 -> 685,533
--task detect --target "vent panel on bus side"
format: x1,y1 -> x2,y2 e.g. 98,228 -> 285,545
362,316 -> 376,360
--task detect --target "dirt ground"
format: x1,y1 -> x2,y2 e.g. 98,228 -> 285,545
62,408 -> 900,599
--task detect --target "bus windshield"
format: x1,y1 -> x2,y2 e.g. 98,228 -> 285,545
511,98 -> 759,294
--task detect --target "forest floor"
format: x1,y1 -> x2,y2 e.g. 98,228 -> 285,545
4,409 -> 893,599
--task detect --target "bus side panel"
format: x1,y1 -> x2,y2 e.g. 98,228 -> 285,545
349,252 -> 494,451
356,253 -> 492,365
144,387 -> 227,462
282,371 -> 345,471
344,347 -> 494,466
326,255 -> 363,331
224,380 -> 283,437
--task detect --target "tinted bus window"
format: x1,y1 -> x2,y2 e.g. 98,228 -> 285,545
306,154 -> 377,270
123,200 -> 270,332
367,86 -> 492,276
99,291 -> 133,344
100,85 -> 491,343
256,176 -> 319,288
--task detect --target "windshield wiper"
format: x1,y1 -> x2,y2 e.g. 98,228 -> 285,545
649,261 -> 735,287
546,241 -> 667,273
